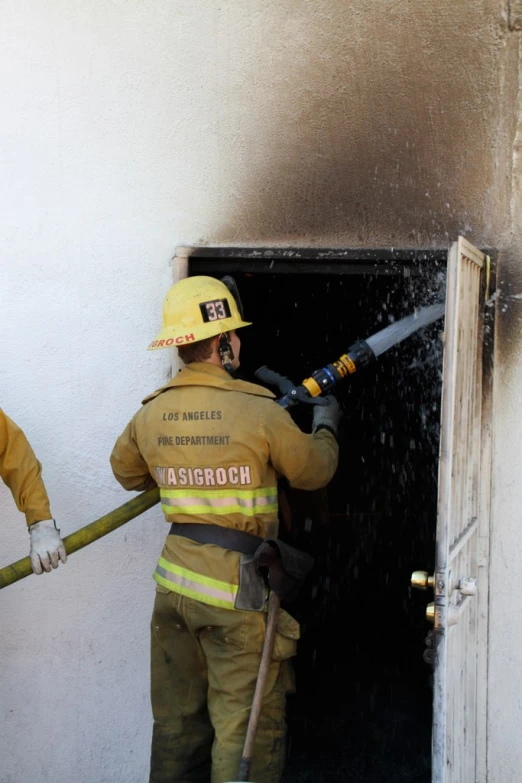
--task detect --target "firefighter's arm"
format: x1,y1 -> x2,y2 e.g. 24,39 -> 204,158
110,413 -> 157,492
262,401 -> 339,490
0,409 -> 53,526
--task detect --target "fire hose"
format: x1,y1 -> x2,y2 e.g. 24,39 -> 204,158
0,488 -> 160,590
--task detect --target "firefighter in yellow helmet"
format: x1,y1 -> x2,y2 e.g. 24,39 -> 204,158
0,409 -> 67,574
110,276 -> 341,783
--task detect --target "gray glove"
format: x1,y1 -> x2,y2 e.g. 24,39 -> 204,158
312,395 -> 342,437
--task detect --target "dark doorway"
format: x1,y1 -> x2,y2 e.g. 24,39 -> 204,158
189,252 -> 446,783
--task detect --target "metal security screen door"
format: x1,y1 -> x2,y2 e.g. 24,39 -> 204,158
432,237 -> 491,783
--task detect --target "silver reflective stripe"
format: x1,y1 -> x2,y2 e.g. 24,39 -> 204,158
155,564 -> 237,605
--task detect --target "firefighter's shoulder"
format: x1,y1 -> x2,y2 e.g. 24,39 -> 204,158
141,370 -> 276,406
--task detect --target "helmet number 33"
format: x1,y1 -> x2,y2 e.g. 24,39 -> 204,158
200,299 -> 231,323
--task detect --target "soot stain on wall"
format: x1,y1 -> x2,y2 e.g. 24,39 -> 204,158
210,3 -> 509,248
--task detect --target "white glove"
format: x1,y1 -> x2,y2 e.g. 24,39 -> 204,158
29,520 -> 67,575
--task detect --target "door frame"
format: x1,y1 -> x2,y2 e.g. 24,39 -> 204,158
172,241 -> 497,782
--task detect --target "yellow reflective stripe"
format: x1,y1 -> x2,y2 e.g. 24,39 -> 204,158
153,572 -> 237,610
161,487 -> 277,498
154,557 -> 238,609
157,556 -> 239,593
161,502 -> 277,517
154,559 -> 271,612
160,486 -> 278,517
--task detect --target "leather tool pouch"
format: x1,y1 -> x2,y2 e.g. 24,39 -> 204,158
234,554 -> 267,612
253,539 -> 315,601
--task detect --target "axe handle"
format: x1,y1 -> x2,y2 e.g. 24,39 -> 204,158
237,591 -> 281,781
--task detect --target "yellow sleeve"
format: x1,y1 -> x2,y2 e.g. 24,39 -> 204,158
110,411 -> 157,492
0,409 -> 53,526
262,400 -> 339,490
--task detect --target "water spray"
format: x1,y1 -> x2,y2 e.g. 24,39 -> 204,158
255,302 -> 445,408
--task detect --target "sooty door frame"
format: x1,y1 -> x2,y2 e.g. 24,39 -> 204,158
178,244 -> 449,278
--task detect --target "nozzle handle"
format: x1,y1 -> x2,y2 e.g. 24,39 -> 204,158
254,366 -> 296,395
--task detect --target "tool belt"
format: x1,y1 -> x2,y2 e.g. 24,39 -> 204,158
169,522 -> 314,611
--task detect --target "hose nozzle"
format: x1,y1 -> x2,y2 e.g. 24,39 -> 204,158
301,339 -> 376,397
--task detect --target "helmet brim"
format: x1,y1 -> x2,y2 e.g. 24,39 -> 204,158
147,318 -> 252,351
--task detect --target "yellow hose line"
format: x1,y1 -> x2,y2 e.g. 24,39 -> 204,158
0,487 -> 160,590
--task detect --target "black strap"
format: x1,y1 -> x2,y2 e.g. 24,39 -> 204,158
169,522 -> 264,555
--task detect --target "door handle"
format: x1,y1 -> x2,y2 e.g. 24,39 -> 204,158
425,601 -> 465,627
411,570 -> 434,591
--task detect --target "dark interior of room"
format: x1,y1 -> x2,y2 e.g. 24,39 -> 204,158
190,258 -> 446,783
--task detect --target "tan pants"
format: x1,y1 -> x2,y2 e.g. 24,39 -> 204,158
149,586 -> 298,783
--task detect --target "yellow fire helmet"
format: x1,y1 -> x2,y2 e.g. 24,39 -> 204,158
148,275 -> 252,350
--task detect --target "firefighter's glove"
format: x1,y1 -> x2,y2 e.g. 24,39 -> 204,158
29,520 -> 67,575
312,395 -> 342,438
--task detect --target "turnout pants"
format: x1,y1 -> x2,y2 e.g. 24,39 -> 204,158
150,586 -> 298,783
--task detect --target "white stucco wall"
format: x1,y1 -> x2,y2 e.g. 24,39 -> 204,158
1,1 -> 521,781
0,4 -> 185,781
487,31 -> 522,783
